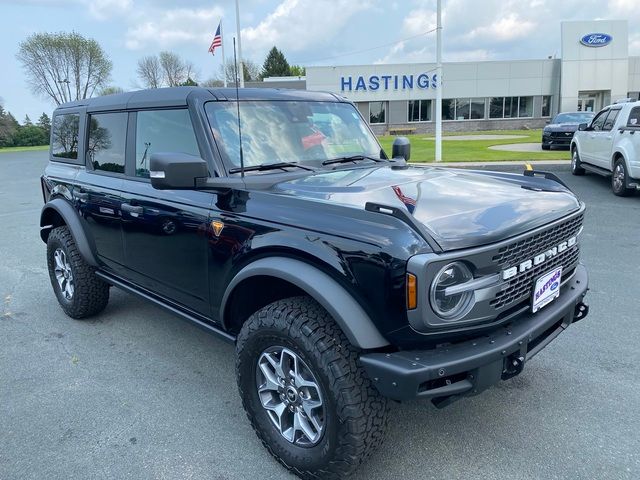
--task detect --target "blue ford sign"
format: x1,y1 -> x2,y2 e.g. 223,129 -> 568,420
580,33 -> 613,47
340,73 -> 439,92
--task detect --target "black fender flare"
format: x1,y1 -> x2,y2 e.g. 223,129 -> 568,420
40,198 -> 99,267
220,257 -> 390,349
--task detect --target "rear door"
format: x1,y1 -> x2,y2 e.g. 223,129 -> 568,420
120,108 -> 214,315
75,111 -> 127,275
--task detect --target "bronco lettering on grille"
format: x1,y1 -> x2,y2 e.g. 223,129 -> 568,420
502,236 -> 577,281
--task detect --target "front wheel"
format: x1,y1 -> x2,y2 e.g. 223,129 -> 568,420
541,143 -> 550,150
612,158 -> 633,196
236,297 -> 388,479
46,226 -> 110,319
571,148 -> 585,176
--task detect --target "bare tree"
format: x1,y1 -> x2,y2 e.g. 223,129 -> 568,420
136,55 -> 162,89
219,59 -> 260,84
17,32 -> 112,105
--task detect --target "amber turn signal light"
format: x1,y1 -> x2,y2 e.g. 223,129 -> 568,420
406,273 -> 417,310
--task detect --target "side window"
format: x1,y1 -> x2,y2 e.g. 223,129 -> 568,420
602,109 -> 620,131
590,110 -> 608,131
135,109 -> 200,178
628,107 -> 640,127
88,112 -> 127,174
51,113 -> 80,160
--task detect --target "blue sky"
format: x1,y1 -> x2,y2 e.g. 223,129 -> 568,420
1,0 -> 639,121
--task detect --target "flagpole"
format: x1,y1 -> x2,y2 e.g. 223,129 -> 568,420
220,21 -> 227,87
235,0 -> 245,87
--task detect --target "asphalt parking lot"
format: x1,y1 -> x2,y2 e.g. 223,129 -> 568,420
1,151 -> 639,480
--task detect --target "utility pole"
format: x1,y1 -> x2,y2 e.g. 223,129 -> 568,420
435,0 -> 443,162
235,0 -> 245,88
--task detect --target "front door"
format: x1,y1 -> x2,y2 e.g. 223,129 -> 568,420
578,97 -> 596,113
592,109 -> 620,168
120,109 -> 214,315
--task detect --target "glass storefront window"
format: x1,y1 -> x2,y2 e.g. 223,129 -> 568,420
489,98 -> 504,119
542,96 -> 552,117
442,99 -> 455,120
369,101 -> 386,124
470,98 -> 485,119
455,98 -> 470,120
504,97 -> 518,118
408,100 -> 431,122
518,96 -> 533,118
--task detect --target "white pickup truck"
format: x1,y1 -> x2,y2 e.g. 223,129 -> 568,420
571,100 -> 640,196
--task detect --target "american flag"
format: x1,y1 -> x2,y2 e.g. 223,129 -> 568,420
392,185 -> 417,214
208,22 -> 222,55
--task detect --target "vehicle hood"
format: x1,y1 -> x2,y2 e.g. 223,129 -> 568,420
272,165 -> 580,251
544,123 -> 581,132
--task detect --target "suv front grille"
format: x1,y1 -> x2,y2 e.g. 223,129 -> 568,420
490,214 -> 583,310
491,214 -> 583,268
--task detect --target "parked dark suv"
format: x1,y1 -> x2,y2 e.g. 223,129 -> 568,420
40,87 -> 590,479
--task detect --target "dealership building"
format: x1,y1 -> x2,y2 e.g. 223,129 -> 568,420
290,20 -> 640,134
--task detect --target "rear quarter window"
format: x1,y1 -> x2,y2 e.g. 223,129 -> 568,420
627,107 -> 640,127
51,113 -> 80,162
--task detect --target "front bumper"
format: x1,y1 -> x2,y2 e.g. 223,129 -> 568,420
542,133 -> 574,147
360,264 -> 589,405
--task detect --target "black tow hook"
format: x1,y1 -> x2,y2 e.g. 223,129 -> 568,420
502,355 -> 525,380
573,301 -> 589,323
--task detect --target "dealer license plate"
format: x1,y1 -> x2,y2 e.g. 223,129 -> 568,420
532,266 -> 563,313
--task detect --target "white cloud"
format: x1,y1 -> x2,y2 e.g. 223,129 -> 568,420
241,0 -> 376,57
86,0 -> 132,20
125,6 -> 224,50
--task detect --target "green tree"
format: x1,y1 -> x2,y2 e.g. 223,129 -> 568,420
37,112 -> 52,139
180,77 -> 198,86
98,86 -> 124,96
17,32 -> 112,105
289,65 -> 306,77
12,125 -> 48,146
23,114 -> 33,126
260,47 -> 290,79
0,105 -> 19,147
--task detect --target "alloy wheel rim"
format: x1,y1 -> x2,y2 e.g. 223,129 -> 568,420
255,346 -> 325,447
613,164 -> 625,191
53,248 -> 74,300
572,151 -> 577,170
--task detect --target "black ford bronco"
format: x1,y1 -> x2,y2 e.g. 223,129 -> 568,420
40,87 -> 589,479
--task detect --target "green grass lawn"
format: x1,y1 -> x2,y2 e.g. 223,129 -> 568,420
377,129 -> 571,163
0,145 -> 49,154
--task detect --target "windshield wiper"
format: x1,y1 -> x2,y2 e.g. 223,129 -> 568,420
322,155 -> 387,166
228,162 -> 315,174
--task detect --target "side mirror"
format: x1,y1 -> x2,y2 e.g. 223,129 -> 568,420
392,136 -> 411,161
149,153 -> 209,190
578,123 -> 588,131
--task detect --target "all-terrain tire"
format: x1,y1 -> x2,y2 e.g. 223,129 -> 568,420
46,226 -> 109,319
236,296 -> 389,479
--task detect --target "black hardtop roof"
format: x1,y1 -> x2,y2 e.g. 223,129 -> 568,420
54,86 -> 347,113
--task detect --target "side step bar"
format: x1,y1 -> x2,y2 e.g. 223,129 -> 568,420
96,271 -> 236,344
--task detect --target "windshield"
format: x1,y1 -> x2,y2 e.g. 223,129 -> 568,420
552,112 -> 595,124
205,100 -> 383,170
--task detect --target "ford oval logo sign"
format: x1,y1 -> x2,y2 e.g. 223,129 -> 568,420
580,33 -> 613,47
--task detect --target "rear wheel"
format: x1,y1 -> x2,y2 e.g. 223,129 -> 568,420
541,144 -> 550,150
236,296 -> 388,479
571,148 -> 585,176
46,226 -> 109,319
612,158 -> 633,196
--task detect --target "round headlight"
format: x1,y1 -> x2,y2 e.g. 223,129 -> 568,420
430,262 -> 474,320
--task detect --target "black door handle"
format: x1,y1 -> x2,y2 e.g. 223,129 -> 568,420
121,203 -> 144,215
